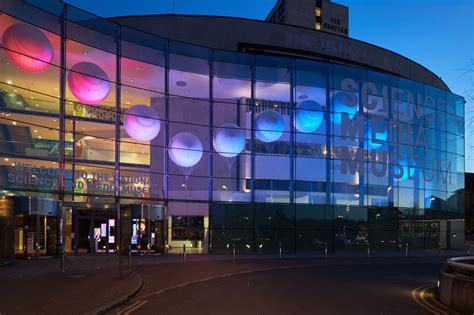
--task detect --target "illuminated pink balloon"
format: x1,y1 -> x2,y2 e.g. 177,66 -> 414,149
2,23 -> 53,73
68,62 -> 110,104
124,104 -> 161,141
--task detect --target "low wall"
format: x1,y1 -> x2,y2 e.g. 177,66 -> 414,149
438,269 -> 474,314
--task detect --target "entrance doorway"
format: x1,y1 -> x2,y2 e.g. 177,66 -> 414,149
71,208 -> 116,254
12,197 -> 60,259
14,214 -> 58,257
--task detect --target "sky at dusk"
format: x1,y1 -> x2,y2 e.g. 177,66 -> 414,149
67,0 -> 474,170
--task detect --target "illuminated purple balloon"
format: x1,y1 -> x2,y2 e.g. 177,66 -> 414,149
169,132 -> 203,168
213,123 -> 245,158
68,62 -> 110,104
123,104 -> 161,141
2,23 -> 53,73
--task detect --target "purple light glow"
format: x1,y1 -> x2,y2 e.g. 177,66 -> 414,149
123,104 -> 161,141
67,62 -> 110,104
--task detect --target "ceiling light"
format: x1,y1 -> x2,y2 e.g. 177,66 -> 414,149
6,80 -> 12,85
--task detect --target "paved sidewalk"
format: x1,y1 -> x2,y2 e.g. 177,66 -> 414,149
0,258 -> 142,315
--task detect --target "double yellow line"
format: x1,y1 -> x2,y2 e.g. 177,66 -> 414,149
115,300 -> 148,315
411,284 -> 459,315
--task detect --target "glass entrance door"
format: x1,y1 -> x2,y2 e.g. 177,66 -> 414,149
72,208 -> 116,254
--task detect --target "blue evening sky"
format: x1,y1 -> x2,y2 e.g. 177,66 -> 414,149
67,0 -> 474,170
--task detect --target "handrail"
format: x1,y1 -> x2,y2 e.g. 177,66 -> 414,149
446,256 -> 474,272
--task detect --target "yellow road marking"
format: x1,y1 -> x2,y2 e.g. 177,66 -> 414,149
116,300 -> 143,315
123,300 -> 148,315
411,284 -> 459,315
411,284 -> 440,315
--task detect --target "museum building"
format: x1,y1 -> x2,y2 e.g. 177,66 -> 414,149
0,0 -> 466,262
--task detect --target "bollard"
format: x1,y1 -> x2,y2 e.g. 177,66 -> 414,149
466,243 -> 470,256
367,244 -> 370,258
61,249 -> 65,272
438,242 -> 442,255
405,242 -> 409,257
324,242 -> 328,259
279,242 -> 282,259
183,244 -> 186,262
128,246 -> 131,267
232,243 -> 236,261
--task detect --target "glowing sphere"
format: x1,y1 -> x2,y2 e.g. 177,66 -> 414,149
255,110 -> 285,143
2,23 -> 53,73
295,100 -> 324,133
213,123 -> 245,158
366,120 -> 388,149
67,62 -> 110,104
168,132 -> 203,168
332,92 -> 358,125
123,104 -> 161,141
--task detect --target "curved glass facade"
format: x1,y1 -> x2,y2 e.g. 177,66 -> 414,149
0,0 -> 465,260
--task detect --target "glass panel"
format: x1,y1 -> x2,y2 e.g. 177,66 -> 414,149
212,51 -> 252,202
254,55 -> 291,203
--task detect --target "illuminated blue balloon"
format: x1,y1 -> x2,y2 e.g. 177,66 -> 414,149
213,123 -> 246,158
255,110 -> 285,143
393,156 -> 416,181
168,132 -> 203,168
366,120 -> 388,149
332,92 -> 358,125
295,100 -> 324,133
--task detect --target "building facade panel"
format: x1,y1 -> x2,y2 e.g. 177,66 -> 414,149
0,0 -> 465,261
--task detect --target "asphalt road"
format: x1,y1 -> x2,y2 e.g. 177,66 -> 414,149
113,257 -> 448,315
